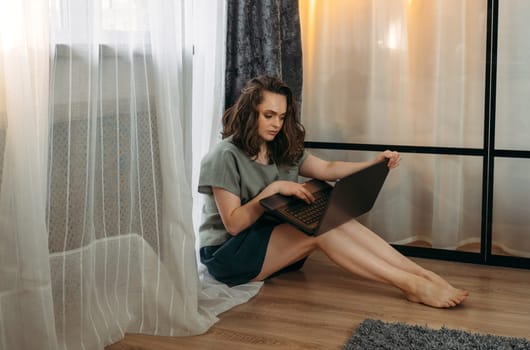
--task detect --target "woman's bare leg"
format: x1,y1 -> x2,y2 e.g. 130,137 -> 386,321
254,223 -> 468,308
252,223 -> 317,281
253,224 -> 397,284
337,220 -> 460,288
315,226 -> 468,308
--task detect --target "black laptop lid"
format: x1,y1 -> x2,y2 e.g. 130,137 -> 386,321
316,159 -> 389,234
259,158 -> 389,235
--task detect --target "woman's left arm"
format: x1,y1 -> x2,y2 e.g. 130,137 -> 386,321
299,150 -> 400,181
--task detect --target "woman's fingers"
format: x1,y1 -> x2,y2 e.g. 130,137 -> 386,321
383,150 -> 401,168
276,181 -> 315,203
297,183 -> 315,203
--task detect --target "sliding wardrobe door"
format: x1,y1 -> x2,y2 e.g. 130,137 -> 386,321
299,1 -> 488,254
492,1 -> 530,260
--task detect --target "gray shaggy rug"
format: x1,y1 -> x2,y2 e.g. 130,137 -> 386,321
344,319 -> 530,350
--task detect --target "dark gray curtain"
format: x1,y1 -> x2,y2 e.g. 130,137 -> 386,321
225,0 -> 303,108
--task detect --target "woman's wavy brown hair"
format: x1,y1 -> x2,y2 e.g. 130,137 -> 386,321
222,75 -> 305,165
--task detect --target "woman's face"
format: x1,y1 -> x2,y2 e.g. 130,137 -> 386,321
256,90 -> 287,142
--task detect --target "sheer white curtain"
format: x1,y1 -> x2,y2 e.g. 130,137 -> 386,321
494,0 -> 530,257
0,1 -> 55,349
299,0 -> 488,251
0,0 -> 258,349
191,0 -> 263,316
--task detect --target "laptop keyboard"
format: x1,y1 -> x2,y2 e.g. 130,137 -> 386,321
284,190 -> 329,225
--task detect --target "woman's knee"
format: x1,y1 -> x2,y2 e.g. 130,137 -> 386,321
286,230 -> 318,253
314,225 -> 355,249
304,235 -> 318,252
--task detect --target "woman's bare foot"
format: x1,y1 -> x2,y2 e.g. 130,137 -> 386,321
423,270 -> 455,289
403,276 -> 468,308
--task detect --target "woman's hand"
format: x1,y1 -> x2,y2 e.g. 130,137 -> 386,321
273,180 -> 315,204
377,150 -> 401,169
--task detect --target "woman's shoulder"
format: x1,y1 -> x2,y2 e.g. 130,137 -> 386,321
198,137 -> 246,195
201,137 -> 245,167
207,137 -> 241,158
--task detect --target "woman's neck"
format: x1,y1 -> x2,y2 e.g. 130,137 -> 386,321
254,143 -> 270,165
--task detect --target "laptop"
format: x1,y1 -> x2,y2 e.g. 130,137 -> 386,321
259,158 -> 389,235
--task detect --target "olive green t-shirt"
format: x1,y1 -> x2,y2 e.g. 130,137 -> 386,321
198,137 -> 308,247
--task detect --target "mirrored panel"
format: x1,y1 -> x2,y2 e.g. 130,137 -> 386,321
492,158 -> 530,258
299,0 -> 487,148
307,149 -> 483,252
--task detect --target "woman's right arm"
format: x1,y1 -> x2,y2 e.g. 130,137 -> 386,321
213,181 -> 315,235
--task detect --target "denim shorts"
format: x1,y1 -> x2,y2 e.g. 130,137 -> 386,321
200,218 -> 307,286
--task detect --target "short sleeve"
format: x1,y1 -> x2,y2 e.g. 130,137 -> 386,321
198,146 -> 241,197
299,149 -> 309,166
277,149 -> 310,182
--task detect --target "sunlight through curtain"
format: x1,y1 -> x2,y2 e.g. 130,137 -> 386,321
299,0 -> 488,252
493,0 -> 530,257
0,0 -> 248,348
191,0 -> 263,319
0,1 -> 55,348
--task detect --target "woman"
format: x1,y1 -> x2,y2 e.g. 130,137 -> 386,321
198,75 -> 468,308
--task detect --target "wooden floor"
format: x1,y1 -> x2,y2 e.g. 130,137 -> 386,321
107,251 -> 530,350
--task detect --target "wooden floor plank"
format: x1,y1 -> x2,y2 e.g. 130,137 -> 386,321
107,251 -> 530,349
